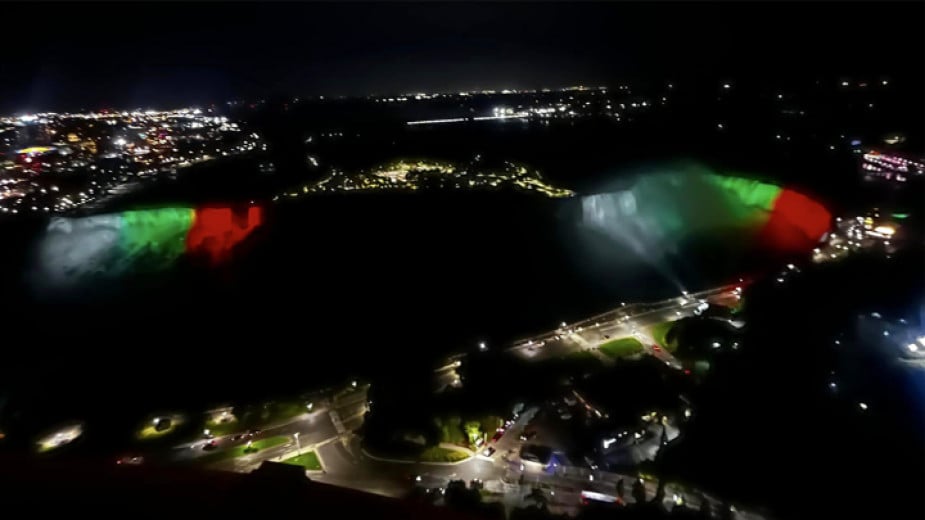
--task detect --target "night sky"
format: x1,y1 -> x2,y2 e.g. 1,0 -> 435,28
1,2 -> 922,112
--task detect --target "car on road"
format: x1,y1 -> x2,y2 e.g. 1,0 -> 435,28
247,429 -> 262,437
519,430 -> 537,441
203,440 -> 218,451
482,447 -> 496,457
116,455 -> 144,466
652,345 -> 662,352
231,434 -> 245,441
491,429 -> 505,442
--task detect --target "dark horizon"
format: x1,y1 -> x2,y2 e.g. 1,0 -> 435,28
1,2 -> 922,113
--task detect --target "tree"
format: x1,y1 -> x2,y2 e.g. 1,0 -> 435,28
526,487 -> 548,509
632,479 -> 647,504
652,478 -> 667,505
699,497 -> 713,519
444,479 -> 481,513
465,420 -> 482,446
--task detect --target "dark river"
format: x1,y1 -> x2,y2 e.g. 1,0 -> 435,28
0,114 -> 914,449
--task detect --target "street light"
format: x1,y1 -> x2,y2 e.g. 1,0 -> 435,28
306,402 -> 314,411
293,432 -> 301,454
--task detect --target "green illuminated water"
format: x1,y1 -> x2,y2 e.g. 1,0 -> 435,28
117,208 -> 195,273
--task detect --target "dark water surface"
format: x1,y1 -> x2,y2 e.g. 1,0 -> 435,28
0,116 -> 913,446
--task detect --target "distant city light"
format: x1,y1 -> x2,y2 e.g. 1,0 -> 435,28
858,402 -> 868,411
907,343 -> 919,353
872,226 -> 895,236
406,117 -> 467,126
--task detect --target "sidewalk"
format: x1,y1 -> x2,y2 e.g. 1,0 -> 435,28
270,442 -> 333,473
361,446 -> 474,466
438,442 -> 475,457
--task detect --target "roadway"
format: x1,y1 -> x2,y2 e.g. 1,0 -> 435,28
170,386 -> 368,469
168,284 -> 759,518
315,405 -> 760,519
509,285 -> 744,369
171,365 -> 759,518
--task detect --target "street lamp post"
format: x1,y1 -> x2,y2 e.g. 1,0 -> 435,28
294,432 -> 301,455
